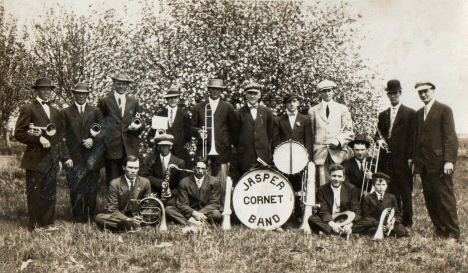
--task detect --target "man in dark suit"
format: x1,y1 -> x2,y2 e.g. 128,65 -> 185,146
98,72 -> 142,184
235,81 -> 274,175
147,85 -> 191,165
307,164 -> 361,235
375,79 -> 416,227
61,82 -> 104,222
342,134 -> 374,197
357,172 -> 408,237
165,157 -> 222,225
413,82 -> 459,241
140,134 -> 188,206
14,78 -> 64,229
95,156 -> 152,232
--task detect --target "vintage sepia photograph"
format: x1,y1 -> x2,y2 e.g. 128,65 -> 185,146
0,0 -> 467,272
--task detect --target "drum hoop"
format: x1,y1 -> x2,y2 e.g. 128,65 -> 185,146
273,140 -> 309,174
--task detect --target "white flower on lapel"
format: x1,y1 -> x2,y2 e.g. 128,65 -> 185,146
296,121 -> 301,127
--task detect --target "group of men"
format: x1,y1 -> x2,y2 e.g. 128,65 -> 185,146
15,74 -> 459,242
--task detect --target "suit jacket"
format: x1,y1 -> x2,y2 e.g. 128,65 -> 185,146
272,112 -> 313,160
147,107 -> 191,156
342,156 -> 373,191
361,192 -> 403,226
97,93 -> 142,160
139,153 -> 187,196
377,104 -> 416,169
176,175 -> 221,219
14,100 -> 64,171
61,104 -> 104,171
316,182 -> 361,222
413,101 -> 458,174
235,105 -> 274,170
308,100 -> 354,165
103,176 -> 152,221
191,100 -> 237,163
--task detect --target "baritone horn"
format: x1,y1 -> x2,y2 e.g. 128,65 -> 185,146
299,161 -> 320,234
373,207 -> 395,240
132,194 -> 167,231
90,123 -> 101,137
28,123 -> 57,136
202,103 -> 218,157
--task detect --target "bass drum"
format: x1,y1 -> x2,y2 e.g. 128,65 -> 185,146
273,140 -> 309,175
232,168 -> 294,230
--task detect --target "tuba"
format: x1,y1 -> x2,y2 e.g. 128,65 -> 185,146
373,207 -> 395,240
299,162 -> 320,234
132,193 -> 167,231
28,123 -> 57,137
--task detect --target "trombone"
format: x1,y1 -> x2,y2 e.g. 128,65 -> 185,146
28,123 -> 57,137
201,103 -> 218,158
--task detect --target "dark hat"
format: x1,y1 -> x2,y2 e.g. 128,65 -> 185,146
283,92 -> 300,104
316,80 -> 337,92
244,81 -> 264,93
385,79 -> 402,92
111,72 -> 133,83
207,79 -> 226,89
155,133 -> 174,146
32,78 -> 56,89
349,133 -> 370,148
164,85 -> 181,98
372,172 -> 391,182
72,82 -> 90,93
415,82 -> 436,91
331,211 -> 356,227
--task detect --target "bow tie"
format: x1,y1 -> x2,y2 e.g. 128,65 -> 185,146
287,112 -> 296,117
248,104 -> 258,109
41,101 -> 50,106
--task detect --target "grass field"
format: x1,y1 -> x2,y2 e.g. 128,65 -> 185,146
0,143 -> 467,272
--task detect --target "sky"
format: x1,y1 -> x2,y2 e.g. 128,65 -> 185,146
3,0 -> 468,133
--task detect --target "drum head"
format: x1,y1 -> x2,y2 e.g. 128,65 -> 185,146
273,141 -> 309,174
232,169 -> 294,230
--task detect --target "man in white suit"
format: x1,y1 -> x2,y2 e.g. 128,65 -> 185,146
308,80 -> 354,186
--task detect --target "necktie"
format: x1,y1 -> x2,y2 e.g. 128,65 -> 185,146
118,98 -> 122,108
424,106 -> 428,120
129,180 -> 134,192
326,105 -> 330,118
162,157 -> 166,174
42,101 -> 50,106
169,108 -> 174,127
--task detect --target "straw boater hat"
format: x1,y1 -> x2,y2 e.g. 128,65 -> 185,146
163,85 -> 181,99
72,82 -> 91,93
111,72 -> 133,83
316,80 -> 337,92
244,81 -> 264,94
32,78 -> 56,89
154,133 -> 174,146
207,79 -> 226,89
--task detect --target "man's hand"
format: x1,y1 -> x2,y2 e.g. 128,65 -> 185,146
128,216 -> 144,225
330,138 -> 340,149
82,138 -> 93,149
192,211 -> 207,222
187,217 -> 204,226
328,221 -> 343,234
64,159 -> 73,168
364,170 -> 373,180
444,162 -> 454,175
198,129 -> 207,140
39,136 -> 51,149
342,223 -> 353,235
407,159 -> 413,169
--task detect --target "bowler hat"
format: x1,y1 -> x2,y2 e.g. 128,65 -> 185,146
316,80 -> 337,92
32,78 -> 56,89
164,85 -> 181,98
283,92 -> 300,104
72,82 -> 90,93
385,79 -> 402,92
372,172 -> 391,182
111,72 -> 133,83
155,133 -> 174,146
349,133 -> 370,148
415,82 -> 436,91
207,79 -> 226,89
244,81 -> 264,93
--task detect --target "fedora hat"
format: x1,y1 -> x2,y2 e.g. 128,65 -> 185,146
349,133 -> 370,148
32,78 -> 55,89
164,85 -> 181,98
316,80 -> 337,92
72,82 -> 90,93
207,78 -> 226,89
385,79 -> 402,92
331,211 -> 356,227
111,72 -> 133,83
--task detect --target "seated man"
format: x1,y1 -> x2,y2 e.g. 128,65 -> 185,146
165,157 -> 222,226
342,134 -> 374,195
308,164 -> 361,235
95,155 -> 151,232
140,133 -> 187,206
356,172 -> 409,237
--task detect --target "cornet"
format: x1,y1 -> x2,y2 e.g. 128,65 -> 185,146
130,113 -> 142,129
28,123 -> 57,136
90,123 -> 101,137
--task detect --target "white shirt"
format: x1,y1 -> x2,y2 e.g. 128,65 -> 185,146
389,103 -> 401,138
160,153 -> 171,172
248,103 -> 258,120
125,176 -> 135,190
424,99 -> 435,120
287,110 -> 298,129
36,97 -> 50,119
75,102 -> 87,114
194,175 -> 204,189
355,158 -> 366,172
114,92 -> 126,116
376,192 -> 384,201
167,106 -> 178,126
208,98 -> 220,114
331,185 -> 341,214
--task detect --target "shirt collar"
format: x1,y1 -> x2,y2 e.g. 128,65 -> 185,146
36,97 -> 47,104
321,100 -> 334,107
209,98 -> 219,105
160,153 -> 171,161
114,92 -> 125,100
391,103 -> 401,110
331,184 -> 341,192
75,102 -> 87,109
287,110 -> 298,116
195,175 -> 205,185
125,175 -> 135,188
167,105 -> 177,111
425,99 -> 435,111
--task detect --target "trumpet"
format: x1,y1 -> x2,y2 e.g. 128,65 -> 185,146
90,123 -> 101,137
201,103 -> 218,158
373,207 -> 395,240
299,162 -> 320,234
28,123 -> 57,136
131,194 -> 167,231
130,113 -> 142,128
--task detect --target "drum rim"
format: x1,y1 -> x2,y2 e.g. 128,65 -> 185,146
272,139 -> 309,175
232,168 -> 295,230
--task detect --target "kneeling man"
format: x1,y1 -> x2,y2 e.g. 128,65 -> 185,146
308,164 -> 361,235
95,156 -> 151,232
165,157 -> 222,225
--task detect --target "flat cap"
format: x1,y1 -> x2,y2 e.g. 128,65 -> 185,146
316,80 -> 337,92
415,82 -> 435,91
154,133 -> 174,145
244,81 -> 264,93
372,172 -> 391,182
